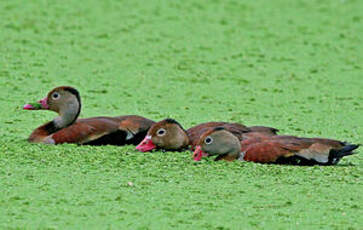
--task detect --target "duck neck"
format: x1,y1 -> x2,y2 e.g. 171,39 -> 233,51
169,129 -> 190,150
53,100 -> 81,130
181,130 -> 190,149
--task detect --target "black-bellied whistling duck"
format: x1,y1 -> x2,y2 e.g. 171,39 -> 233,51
193,127 -> 359,165
23,86 -> 155,145
135,118 -> 278,152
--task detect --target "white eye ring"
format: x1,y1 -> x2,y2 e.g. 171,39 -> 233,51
52,92 -> 60,100
156,128 -> 166,136
205,136 -> 213,145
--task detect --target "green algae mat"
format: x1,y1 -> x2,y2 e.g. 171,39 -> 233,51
0,0 -> 362,229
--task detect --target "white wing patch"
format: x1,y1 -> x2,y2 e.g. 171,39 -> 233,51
126,131 -> 134,140
296,143 -> 330,163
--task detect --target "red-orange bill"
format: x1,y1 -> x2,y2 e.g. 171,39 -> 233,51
136,136 -> 156,152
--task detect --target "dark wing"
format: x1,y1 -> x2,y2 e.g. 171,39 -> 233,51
247,126 -> 279,135
222,122 -> 251,139
113,115 -> 155,145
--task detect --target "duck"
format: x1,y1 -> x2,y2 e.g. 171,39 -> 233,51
135,118 -> 278,152
23,86 -> 155,145
193,127 -> 359,165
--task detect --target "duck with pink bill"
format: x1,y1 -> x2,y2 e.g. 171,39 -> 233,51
193,127 -> 359,165
24,86 -> 155,145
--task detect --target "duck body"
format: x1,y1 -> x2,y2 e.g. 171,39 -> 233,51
24,86 -> 154,145
239,135 -> 358,165
194,127 -> 359,166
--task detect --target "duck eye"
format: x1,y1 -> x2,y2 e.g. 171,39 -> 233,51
52,92 -> 60,100
205,136 -> 213,145
156,128 -> 166,136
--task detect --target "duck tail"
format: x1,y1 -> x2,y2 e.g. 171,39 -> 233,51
328,144 -> 360,164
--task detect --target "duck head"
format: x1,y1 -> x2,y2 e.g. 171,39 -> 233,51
136,118 -> 189,152
24,86 -> 81,128
193,127 -> 241,161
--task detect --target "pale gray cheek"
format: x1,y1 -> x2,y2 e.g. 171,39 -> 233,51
43,136 -> 55,144
205,147 -> 216,155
